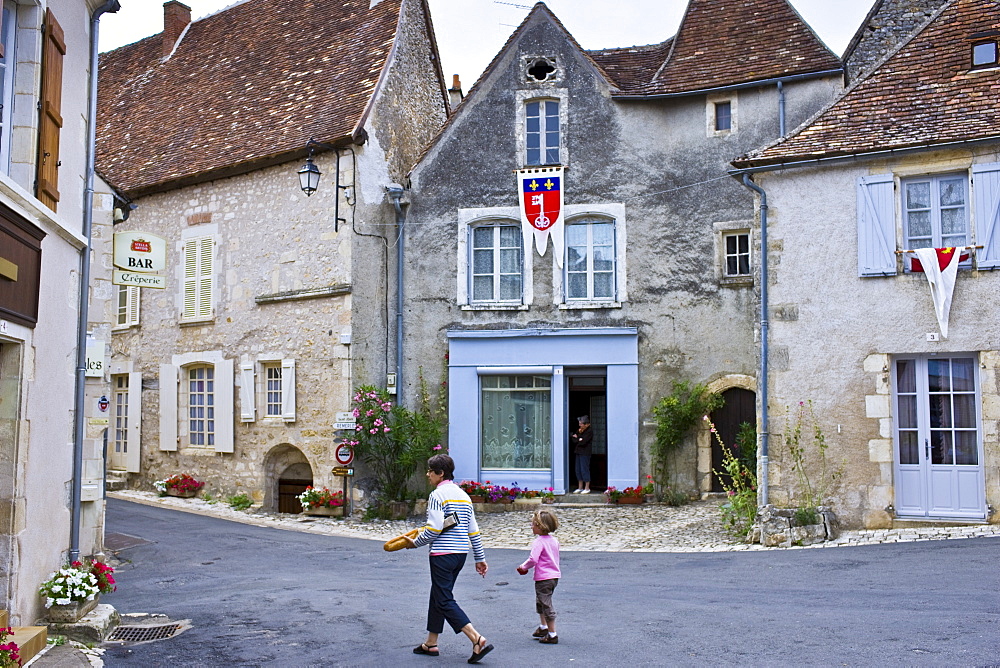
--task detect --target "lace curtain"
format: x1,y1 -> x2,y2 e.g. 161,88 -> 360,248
481,375 -> 551,469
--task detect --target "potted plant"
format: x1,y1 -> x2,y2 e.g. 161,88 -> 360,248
297,487 -> 345,517
539,487 -> 556,504
459,480 -> 489,503
486,485 -> 515,504
642,475 -> 656,503
154,473 -> 205,498
39,559 -> 116,623
617,486 -> 646,504
513,487 -> 542,506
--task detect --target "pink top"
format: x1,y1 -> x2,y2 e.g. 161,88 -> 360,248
519,534 -> 560,581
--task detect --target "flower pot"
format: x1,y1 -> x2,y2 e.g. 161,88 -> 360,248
513,497 -> 542,506
468,496 -> 485,504
166,488 -> 197,498
46,597 -> 98,623
617,496 -> 644,504
644,494 -> 657,504
541,497 -> 555,504
302,506 -> 344,517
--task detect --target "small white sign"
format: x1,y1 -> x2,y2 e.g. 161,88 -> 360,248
334,422 -> 357,430
85,338 -> 104,377
114,231 -> 167,272
336,411 -> 355,422
114,270 -> 166,289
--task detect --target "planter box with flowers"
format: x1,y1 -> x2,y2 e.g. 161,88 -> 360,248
39,559 -> 116,623
605,480 -> 654,505
513,489 -> 542,506
155,473 -> 205,498
297,487 -> 345,517
459,482 -> 553,511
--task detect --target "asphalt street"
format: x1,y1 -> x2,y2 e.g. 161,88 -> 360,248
102,498 -> 1000,667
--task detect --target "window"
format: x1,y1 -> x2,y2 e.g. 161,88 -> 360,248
186,365 -> 214,447
903,174 -> 968,270
972,41 -> 998,68
724,232 -> 751,277
0,1 -> 17,173
525,57 -> 557,82
715,101 -> 732,132
265,364 -> 282,417
115,284 -> 140,328
113,374 -> 129,460
481,375 -> 551,469
471,224 -> 522,303
239,358 -> 296,422
526,99 -> 559,166
566,219 -> 616,301
182,235 -> 214,320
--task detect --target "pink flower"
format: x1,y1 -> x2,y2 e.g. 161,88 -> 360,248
383,427 -> 391,433
369,428 -> 377,434
433,445 -> 442,451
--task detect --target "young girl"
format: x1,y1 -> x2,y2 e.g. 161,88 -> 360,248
516,508 -> 560,644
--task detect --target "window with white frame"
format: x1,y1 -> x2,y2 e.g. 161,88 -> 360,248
239,358 -> 296,422
525,99 -> 560,166
0,1 -> 17,173
724,232 -> 751,277
185,365 -> 214,447
181,235 -> 214,321
481,375 -> 552,469
115,284 -> 140,328
565,218 -> 616,301
902,174 -> 969,270
707,93 -> 736,136
470,223 -> 523,303
265,363 -> 283,417
112,374 -> 129,459
972,40 -> 998,69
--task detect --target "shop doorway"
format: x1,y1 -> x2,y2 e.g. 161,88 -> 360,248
709,388 -> 757,492
567,370 -> 607,491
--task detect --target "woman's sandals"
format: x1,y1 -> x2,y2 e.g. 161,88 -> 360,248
467,635 -> 494,664
413,643 -> 439,657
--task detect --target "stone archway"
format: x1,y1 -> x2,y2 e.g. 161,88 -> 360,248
697,374 -> 756,495
263,444 -> 313,513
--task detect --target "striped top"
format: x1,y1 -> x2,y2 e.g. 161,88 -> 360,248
412,480 -> 486,562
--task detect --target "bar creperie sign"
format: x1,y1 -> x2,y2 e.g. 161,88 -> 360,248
113,231 -> 167,288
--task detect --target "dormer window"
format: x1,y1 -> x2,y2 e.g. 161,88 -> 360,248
972,40 -> 998,68
526,99 -> 560,166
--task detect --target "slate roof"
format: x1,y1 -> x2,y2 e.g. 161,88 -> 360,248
733,0 -> 1000,168
98,0 -> 406,196
595,0 -> 842,97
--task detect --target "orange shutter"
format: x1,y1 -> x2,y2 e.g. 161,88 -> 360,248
36,9 -> 65,211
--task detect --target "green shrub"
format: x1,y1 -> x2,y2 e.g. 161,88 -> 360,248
651,381 -> 722,484
227,493 -> 253,511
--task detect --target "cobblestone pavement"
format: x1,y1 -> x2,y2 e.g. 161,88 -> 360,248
109,490 -> 1000,552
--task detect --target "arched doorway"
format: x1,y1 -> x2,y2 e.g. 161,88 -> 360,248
709,388 -> 756,492
263,445 -> 313,513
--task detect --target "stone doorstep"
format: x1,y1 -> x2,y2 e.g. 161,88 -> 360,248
10,626 -> 46,664
0,609 -> 6,627
891,518 -> 990,529
43,604 -> 119,645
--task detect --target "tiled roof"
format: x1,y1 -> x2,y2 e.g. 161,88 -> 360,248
97,0 -> 404,196
734,0 -> 1000,168
587,40 -> 673,90
614,0 -> 842,96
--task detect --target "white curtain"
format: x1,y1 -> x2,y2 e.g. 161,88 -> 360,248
481,375 -> 551,469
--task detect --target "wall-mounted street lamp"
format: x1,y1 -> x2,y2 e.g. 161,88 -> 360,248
297,139 -> 351,231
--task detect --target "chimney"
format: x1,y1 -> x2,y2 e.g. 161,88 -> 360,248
448,74 -> 464,110
162,1 -> 191,58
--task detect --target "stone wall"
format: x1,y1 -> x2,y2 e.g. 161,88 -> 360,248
843,0 -> 951,85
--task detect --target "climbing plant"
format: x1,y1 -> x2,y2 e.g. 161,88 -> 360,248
650,380 -> 723,485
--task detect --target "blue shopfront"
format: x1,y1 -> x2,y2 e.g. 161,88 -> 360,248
447,327 -> 639,494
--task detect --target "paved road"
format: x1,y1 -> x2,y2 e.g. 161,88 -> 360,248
102,498 -> 1000,667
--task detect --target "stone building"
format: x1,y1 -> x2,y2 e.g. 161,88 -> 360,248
399,0 -> 844,495
733,0 -> 1000,528
0,0 -> 117,631
96,0 -> 448,510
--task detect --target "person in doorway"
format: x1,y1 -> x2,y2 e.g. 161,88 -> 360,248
516,508 -> 561,644
570,415 -> 593,494
408,454 -> 495,664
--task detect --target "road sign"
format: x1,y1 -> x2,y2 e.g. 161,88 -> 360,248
334,411 -> 356,430
332,467 -> 354,477
335,444 -> 354,465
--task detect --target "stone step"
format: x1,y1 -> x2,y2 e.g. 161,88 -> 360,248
105,473 -> 128,492
10,626 -> 47,664
0,609 -> 6,627
557,493 -> 607,504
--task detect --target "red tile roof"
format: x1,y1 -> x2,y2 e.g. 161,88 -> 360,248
98,0 -> 406,196
734,0 -> 1000,168
587,40 -> 673,90
613,0 -> 842,96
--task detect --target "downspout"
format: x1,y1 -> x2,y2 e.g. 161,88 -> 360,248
71,0 -> 121,562
740,174 -> 769,508
777,81 -> 786,137
386,185 -> 405,400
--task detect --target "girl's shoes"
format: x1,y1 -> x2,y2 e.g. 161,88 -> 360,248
532,627 -> 548,638
539,635 -> 559,644
413,643 -> 439,657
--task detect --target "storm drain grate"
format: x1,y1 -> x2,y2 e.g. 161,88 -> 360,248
108,623 -> 182,643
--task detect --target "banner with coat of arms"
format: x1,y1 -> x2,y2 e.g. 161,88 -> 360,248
516,166 -> 564,267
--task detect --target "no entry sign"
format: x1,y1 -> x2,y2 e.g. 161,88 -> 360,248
335,443 -> 354,466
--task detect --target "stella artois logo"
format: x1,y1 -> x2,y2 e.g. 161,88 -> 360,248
130,239 -> 152,253
517,167 -> 565,266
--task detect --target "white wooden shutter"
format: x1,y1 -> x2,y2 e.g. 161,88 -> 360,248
126,285 -> 140,326
158,364 -> 178,451
281,358 -> 296,422
214,358 -> 235,453
972,162 -> 1000,270
182,236 -> 213,319
126,371 -> 142,472
857,174 -> 897,276
239,362 -> 256,422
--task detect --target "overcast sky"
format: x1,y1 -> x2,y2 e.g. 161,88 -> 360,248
99,0 -> 877,91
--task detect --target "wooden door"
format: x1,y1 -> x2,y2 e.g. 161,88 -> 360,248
277,479 -> 311,514
710,388 -> 756,492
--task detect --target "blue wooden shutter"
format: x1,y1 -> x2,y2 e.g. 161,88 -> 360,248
857,174 -> 897,276
972,162 -> 1000,270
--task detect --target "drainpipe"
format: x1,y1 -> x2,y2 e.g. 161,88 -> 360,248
740,174 -> 769,508
71,0 -> 121,562
386,185 -> 405,401
777,81 -> 786,137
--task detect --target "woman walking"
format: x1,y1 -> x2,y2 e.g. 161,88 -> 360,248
408,454 -> 494,663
